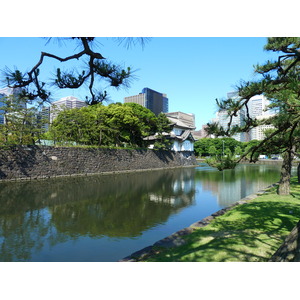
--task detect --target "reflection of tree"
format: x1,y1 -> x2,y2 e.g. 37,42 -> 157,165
50,168 -> 196,237
0,168 -> 196,261
196,163 -> 281,184
196,163 -> 282,207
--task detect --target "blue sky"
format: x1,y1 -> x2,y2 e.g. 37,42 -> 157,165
0,37 -> 280,130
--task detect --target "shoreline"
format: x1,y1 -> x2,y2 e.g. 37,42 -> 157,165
119,183 -> 278,262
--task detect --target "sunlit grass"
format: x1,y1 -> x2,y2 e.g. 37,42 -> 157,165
142,177 -> 300,262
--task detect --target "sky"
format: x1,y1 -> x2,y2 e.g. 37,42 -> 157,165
0,37 -> 280,130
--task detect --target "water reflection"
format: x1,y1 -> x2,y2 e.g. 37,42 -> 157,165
0,168 -> 196,261
0,164 -> 283,261
196,163 -> 282,207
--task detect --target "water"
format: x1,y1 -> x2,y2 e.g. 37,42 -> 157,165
0,163 -> 285,262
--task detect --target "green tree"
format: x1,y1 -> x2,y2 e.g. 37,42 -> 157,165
208,145 -> 217,156
0,95 -> 44,145
234,146 -> 243,156
194,137 -> 242,157
48,103 -> 159,148
153,113 -> 172,150
123,102 -> 157,146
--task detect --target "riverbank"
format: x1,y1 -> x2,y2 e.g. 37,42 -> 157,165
121,177 -> 300,262
0,146 -> 197,181
196,158 -> 300,166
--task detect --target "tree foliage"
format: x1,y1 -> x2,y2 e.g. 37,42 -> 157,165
153,113 -> 173,150
194,137 -> 243,157
48,103 -> 158,148
0,95 -> 45,145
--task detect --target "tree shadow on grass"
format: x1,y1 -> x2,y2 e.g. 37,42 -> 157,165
146,199 -> 300,262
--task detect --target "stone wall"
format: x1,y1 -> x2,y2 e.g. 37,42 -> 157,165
0,146 -> 198,181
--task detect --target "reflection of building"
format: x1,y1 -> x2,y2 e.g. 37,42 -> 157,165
124,87 -> 168,115
198,164 -> 280,207
149,169 -> 196,206
50,96 -> 86,123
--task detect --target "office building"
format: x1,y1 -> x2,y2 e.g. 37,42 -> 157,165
216,108 -> 246,142
50,96 -> 86,123
217,92 -> 273,141
39,106 -> 51,131
0,87 -> 25,124
250,115 -> 275,141
124,87 -> 168,115
248,95 -> 270,118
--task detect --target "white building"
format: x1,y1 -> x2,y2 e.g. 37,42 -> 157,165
166,112 -> 195,151
216,109 -> 246,142
213,93 -> 274,142
144,111 -> 196,152
50,96 -> 86,123
250,115 -> 275,140
248,95 -> 271,118
0,87 -> 25,124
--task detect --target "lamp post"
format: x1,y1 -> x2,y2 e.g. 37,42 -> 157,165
222,140 -> 225,157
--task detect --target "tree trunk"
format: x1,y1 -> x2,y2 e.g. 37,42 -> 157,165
278,150 -> 292,196
298,162 -> 300,184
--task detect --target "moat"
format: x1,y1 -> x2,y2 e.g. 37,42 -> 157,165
0,163 -> 284,262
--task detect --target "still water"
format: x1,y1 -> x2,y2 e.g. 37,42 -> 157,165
0,163 -> 284,262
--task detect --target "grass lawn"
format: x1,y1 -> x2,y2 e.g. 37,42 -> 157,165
141,177 -> 300,262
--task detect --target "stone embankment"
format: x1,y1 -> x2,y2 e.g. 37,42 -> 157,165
0,146 -> 198,181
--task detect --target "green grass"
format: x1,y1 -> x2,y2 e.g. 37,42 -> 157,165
142,178 -> 300,262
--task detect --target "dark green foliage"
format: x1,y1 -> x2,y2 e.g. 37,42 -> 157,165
153,113 -> 173,150
0,95 -> 45,145
194,137 -> 243,157
48,103 -> 158,148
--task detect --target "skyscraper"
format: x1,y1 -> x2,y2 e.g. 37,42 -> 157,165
124,87 -> 168,115
216,109 -> 246,142
248,95 -> 270,118
0,87 -> 25,124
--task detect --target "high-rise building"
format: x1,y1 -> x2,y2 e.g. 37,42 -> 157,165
216,109 -> 246,142
39,106 -> 51,131
0,87 -> 25,124
124,87 -> 168,115
248,95 -> 270,118
250,115 -> 275,141
50,96 -> 86,123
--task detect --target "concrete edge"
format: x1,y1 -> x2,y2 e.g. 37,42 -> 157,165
119,183 -> 278,262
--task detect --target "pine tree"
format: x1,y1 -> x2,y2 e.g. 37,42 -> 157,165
207,37 -> 300,195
